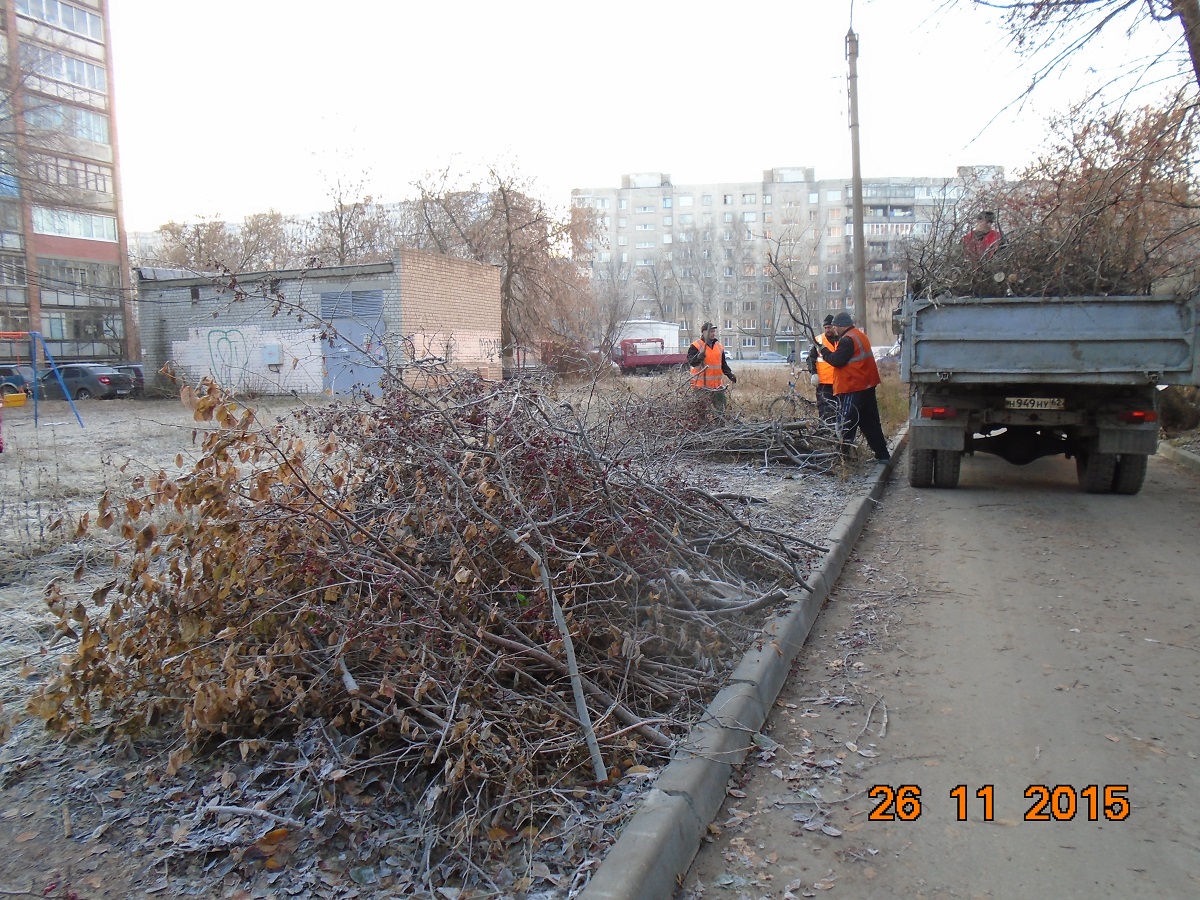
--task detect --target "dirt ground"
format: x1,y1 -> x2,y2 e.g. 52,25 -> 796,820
681,450 -> 1200,899
0,396 -> 312,899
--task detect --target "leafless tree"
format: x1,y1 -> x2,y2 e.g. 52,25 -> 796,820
403,166 -> 595,366
969,0 -> 1200,97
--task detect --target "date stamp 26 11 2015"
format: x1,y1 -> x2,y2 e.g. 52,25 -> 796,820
867,784 -> 1131,823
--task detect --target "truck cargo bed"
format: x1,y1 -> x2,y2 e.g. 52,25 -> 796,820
900,296 -> 1199,386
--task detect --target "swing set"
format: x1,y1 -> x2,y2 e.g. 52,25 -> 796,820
0,331 -> 87,451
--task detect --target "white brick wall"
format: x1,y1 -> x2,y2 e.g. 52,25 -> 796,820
136,251 -> 502,394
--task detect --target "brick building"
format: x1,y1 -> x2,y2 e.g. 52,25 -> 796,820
1,0 -> 135,363
135,249 -> 501,395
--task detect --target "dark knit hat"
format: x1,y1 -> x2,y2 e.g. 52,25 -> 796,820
832,311 -> 853,327
822,315 -> 835,326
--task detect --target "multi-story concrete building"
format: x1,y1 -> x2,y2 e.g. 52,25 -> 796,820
573,168 -> 976,354
1,0 -> 134,363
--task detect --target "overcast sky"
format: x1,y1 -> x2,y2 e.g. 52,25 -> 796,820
106,0 -> 1183,232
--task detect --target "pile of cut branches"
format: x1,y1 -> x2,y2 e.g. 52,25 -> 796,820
29,369 -> 820,882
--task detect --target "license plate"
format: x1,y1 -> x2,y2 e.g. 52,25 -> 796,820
1005,397 -> 1065,411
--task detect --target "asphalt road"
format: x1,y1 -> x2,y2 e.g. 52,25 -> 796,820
682,450 -> 1200,898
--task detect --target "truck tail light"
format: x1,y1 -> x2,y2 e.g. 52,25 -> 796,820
920,406 -> 959,420
1118,410 -> 1157,424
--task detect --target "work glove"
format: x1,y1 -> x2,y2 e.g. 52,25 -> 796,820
728,373 -> 737,384
810,374 -> 821,386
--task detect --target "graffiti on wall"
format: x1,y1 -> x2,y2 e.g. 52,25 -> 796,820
207,329 -> 249,390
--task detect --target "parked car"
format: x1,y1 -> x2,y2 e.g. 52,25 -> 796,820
756,351 -> 790,364
0,364 -> 34,395
113,362 -> 145,397
38,363 -> 133,400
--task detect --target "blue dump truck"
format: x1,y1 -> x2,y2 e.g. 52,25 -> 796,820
896,294 -> 1200,494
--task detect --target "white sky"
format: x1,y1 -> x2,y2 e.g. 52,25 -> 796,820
106,0 -> 1184,233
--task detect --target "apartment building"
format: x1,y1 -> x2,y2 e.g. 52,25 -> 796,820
573,168 -> 974,354
1,0 -> 134,363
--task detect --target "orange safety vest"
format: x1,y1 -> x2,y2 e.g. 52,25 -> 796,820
831,327 -> 881,395
816,333 -> 837,386
690,339 -> 725,390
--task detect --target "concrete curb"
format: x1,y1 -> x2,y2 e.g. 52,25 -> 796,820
1157,440 -> 1200,474
582,427 -> 910,900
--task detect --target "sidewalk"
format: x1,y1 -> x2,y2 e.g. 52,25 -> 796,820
582,430 -> 908,900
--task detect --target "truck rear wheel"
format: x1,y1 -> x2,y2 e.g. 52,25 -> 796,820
933,450 -> 962,488
1112,454 -> 1148,495
909,448 -> 934,487
1076,452 -> 1117,493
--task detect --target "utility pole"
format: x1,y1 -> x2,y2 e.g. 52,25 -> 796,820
846,28 -> 867,328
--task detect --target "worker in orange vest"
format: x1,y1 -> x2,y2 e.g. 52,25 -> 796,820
805,314 -> 839,425
815,311 -> 890,462
687,322 -> 737,414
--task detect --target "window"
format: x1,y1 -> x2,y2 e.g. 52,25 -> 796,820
38,258 -> 119,307
679,213 -> 693,224
827,280 -> 841,292
0,257 -> 27,286
742,193 -> 756,204
662,197 -> 672,208
598,252 -> 611,262
763,213 -> 772,224
620,252 -> 628,263
742,337 -> 757,348
43,311 -> 66,340
679,195 -> 693,206
743,266 -> 756,277
723,318 -> 733,329
601,216 -> 610,227
826,226 -> 843,238
826,264 -> 841,274
809,192 -> 819,204
723,212 -> 733,223
635,205 -> 654,213
724,249 -> 733,259
618,198 -> 627,209
617,235 -> 627,246
635,223 -> 654,231
31,207 -> 116,241
596,198 -> 610,208
662,216 -> 672,226
723,194 -> 734,205
635,240 -> 655,249
19,42 -> 107,94
636,258 -> 654,267
743,212 -> 757,223
723,266 -> 734,277
808,264 -> 819,276
826,190 -> 842,202
702,194 -> 713,205
661,234 -> 672,244
763,194 -> 772,205
16,0 -> 104,40
24,99 -> 109,144
722,229 -> 733,240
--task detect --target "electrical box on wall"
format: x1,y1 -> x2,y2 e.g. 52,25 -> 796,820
262,344 -> 283,367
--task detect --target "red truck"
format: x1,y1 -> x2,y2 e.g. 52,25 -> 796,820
611,338 -> 688,375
